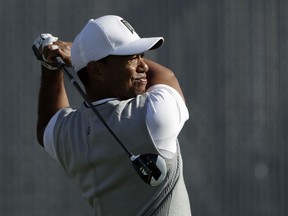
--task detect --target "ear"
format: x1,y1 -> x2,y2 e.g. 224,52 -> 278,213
87,61 -> 104,81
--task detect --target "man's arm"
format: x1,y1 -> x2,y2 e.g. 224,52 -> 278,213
144,58 -> 185,101
37,66 -> 69,146
36,40 -> 72,146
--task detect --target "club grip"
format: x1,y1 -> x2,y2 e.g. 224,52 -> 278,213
32,45 -> 43,61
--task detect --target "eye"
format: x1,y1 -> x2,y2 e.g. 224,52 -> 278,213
127,55 -> 138,63
126,53 -> 145,66
128,53 -> 144,60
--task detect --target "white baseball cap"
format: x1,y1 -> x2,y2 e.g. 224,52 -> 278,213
71,15 -> 164,72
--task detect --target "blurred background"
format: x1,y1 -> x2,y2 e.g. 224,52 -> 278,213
0,0 -> 287,215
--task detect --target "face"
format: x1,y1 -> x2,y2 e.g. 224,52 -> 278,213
99,54 -> 149,99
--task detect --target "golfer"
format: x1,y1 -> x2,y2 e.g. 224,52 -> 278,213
34,15 -> 191,215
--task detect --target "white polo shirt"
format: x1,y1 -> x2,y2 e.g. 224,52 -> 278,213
44,84 -> 189,159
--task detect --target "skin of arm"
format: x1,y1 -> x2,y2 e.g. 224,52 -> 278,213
36,41 -> 72,146
144,58 -> 185,101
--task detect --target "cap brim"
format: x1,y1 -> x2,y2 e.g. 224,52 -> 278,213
111,37 -> 164,56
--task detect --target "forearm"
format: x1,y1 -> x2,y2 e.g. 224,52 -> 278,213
37,66 -> 69,145
144,58 -> 185,100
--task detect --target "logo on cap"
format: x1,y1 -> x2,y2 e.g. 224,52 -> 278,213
121,19 -> 135,34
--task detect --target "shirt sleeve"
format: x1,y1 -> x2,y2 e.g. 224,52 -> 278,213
43,108 -> 73,161
146,84 -> 189,157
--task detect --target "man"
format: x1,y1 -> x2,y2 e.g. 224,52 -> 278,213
34,15 -> 191,215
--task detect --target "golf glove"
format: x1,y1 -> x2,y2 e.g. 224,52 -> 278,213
33,33 -> 59,70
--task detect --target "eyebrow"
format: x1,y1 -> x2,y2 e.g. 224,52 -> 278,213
125,53 -> 145,58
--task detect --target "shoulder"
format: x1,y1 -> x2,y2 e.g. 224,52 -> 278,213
147,84 -> 185,102
146,84 -> 188,114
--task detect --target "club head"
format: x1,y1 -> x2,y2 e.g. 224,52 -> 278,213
131,154 -> 167,186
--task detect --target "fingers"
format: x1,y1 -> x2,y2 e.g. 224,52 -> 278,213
42,44 -> 60,63
59,48 -> 72,67
42,41 -> 72,66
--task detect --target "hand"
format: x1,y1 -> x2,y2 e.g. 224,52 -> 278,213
32,33 -> 72,69
42,40 -> 72,68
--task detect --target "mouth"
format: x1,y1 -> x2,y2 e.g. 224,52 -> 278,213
132,74 -> 147,84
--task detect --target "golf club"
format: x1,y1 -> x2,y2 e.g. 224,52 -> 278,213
32,45 -> 167,186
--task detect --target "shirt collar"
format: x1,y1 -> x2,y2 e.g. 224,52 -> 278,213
84,98 -> 118,107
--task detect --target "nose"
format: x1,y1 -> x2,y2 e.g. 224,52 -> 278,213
137,58 -> 149,73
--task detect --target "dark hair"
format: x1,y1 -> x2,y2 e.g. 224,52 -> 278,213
77,56 -> 110,88
98,55 -> 110,64
77,66 -> 89,87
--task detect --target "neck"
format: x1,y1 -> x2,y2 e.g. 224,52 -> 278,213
85,88 -> 114,102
